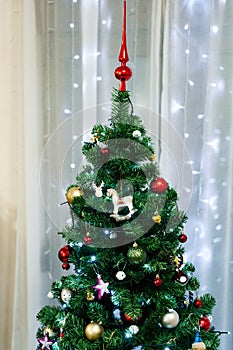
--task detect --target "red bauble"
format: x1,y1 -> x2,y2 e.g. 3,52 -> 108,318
123,313 -> 132,322
178,233 -> 188,243
58,246 -> 70,262
153,276 -> 163,287
62,262 -> 70,270
194,298 -> 203,308
84,234 -> 93,245
199,315 -> 211,331
101,147 -> 110,155
114,65 -> 132,82
150,177 -> 168,194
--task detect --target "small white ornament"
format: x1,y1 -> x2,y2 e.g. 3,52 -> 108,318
92,181 -> 104,197
129,325 -> 139,334
47,291 -> 54,299
132,130 -> 141,138
61,288 -> 72,303
116,271 -> 126,280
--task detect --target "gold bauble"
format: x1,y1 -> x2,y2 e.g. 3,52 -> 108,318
85,322 -> 104,341
66,186 -> 83,203
192,342 -> 206,350
43,327 -> 56,337
162,309 -> 179,328
152,213 -> 161,223
151,154 -> 156,161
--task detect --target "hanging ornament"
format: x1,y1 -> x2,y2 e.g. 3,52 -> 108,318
115,261 -> 127,280
110,232 -> 118,239
86,289 -> 95,301
92,181 -> 104,197
107,188 -> 137,221
66,186 -> 83,204
199,315 -> 211,332
101,147 -> 110,156
192,331 -> 206,349
116,270 -> 126,280
58,245 -> 70,262
85,322 -> 104,341
129,325 -> 139,335
123,312 -> 141,323
153,274 -> 163,287
150,177 -> 168,194
127,242 -> 147,265
194,298 -> 203,308
43,327 -> 56,337
175,269 -> 189,285
61,288 -> 72,304
150,154 -> 156,161
62,262 -> 70,270
162,309 -> 180,328
47,291 -> 54,299
152,212 -> 161,223
90,132 -> 99,143
178,232 -> 188,243
84,232 -> 93,245
37,333 -> 55,350
132,130 -> 141,138
93,274 -> 110,299
173,254 -> 183,268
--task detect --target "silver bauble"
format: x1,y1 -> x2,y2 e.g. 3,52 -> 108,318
162,309 -> 179,328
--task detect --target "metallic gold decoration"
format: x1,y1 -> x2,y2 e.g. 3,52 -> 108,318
66,186 -> 83,204
85,322 -> 104,341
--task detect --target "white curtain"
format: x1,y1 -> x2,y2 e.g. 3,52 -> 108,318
1,0 -> 232,349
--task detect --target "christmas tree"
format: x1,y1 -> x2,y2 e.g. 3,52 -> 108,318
36,2 -> 221,349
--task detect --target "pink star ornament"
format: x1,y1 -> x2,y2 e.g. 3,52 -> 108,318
93,274 -> 109,299
38,333 -> 55,349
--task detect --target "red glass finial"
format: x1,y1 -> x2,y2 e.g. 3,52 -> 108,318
114,0 -> 132,91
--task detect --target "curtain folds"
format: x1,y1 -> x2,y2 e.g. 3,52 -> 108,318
0,1 -> 232,349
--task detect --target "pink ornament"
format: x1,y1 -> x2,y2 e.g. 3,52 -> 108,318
38,334 -> 55,350
93,274 -> 109,299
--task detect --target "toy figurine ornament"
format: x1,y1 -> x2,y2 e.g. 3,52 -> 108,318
107,188 -> 137,221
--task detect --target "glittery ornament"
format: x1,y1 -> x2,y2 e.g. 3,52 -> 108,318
127,242 -> 147,265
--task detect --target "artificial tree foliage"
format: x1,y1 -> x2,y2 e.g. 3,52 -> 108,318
36,89 -> 220,350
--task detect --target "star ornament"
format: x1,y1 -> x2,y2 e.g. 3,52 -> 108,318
93,274 -> 109,299
38,333 -> 55,349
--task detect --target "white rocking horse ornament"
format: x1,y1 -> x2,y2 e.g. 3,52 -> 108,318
106,188 -> 137,221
